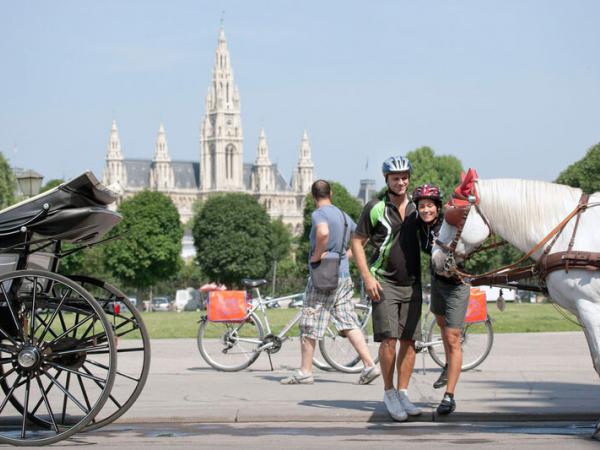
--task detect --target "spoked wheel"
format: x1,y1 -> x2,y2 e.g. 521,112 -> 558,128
197,312 -> 264,371
319,302 -> 379,373
426,316 -> 494,371
0,270 -> 116,446
69,275 -> 150,431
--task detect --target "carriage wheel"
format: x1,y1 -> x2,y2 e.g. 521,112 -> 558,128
0,270 -> 117,446
69,275 -> 151,431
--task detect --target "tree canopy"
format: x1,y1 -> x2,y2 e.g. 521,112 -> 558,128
104,191 -> 183,290
269,218 -> 292,262
41,178 -> 64,193
555,142 -> 600,194
192,193 -> 272,287
0,153 -> 16,209
406,146 -> 464,205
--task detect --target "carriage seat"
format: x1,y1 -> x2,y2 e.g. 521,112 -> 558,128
0,171 -> 121,244
241,278 -> 268,288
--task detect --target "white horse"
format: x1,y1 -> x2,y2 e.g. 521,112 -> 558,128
431,169 -> 600,437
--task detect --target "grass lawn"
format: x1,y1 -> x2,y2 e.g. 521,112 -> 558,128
137,302 -> 581,339
487,302 -> 580,333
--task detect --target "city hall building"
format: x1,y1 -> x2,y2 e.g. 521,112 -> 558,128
102,27 -> 315,234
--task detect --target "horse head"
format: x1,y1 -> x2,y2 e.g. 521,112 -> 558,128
431,168 -> 491,276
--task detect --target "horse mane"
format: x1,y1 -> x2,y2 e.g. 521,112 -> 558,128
476,179 -> 582,253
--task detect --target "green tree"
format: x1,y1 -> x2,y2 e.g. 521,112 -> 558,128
556,142 -> 600,194
0,153 -> 16,208
104,191 -> 183,292
270,219 -> 292,262
192,193 -> 272,287
406,146 -> 463,205
59,244 -> 111,278
268,219 -> 293,294
40,178 -> 64,193
272,257 -> 307,296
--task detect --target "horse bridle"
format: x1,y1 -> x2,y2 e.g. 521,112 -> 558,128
435,188 -> 493,276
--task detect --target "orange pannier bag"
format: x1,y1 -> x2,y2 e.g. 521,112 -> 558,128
465,288 -> 487,323
207,290 -> 249,322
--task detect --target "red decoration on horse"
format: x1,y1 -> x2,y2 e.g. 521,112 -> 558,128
454,168 -> 479,203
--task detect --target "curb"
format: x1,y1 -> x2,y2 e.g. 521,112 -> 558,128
115,411 -> 600,425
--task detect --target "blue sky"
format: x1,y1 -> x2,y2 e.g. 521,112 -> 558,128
1,0 -> 599,194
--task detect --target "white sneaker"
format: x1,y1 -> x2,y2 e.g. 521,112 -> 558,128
383,388 -> 407,421
397,390 -> 422,416
280,370 -> 314,385
358,365 -> 381,385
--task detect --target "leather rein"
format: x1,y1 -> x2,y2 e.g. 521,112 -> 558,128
436,188 -> 600,287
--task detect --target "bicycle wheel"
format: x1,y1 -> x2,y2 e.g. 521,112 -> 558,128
319,302 -> 379,374
197,312 -> 264,371
69,275 -> 151,431
312,351 -> 335,372
426,316 -> 494,371
0,270 -> 116,446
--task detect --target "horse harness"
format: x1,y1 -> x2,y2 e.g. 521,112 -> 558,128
437,189 -> 600,289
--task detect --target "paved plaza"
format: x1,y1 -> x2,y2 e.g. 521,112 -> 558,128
120,331 -> 600,424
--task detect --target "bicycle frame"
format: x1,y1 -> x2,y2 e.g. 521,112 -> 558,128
203,288 -> 305,353
248,288 -> 304,352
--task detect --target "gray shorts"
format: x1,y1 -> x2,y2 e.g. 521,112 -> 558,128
371,279 -> 422,342
430,277 -> 470,329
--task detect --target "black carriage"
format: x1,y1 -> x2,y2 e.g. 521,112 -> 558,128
0,172 -> 150,446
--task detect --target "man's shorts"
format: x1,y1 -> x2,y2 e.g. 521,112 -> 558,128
371,279 -> 422,342
300,277 -> 359,340
430,277 -> 470,329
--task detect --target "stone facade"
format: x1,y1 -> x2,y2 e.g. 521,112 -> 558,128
103,27 -> 314,234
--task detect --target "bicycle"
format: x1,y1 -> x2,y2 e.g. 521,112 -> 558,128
196,279 -> 379,372
416,297 -> 494,371
318,292 -> 379,374
318,286 -> 494,373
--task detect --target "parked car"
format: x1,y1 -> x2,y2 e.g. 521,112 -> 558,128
151,296 -> 171,312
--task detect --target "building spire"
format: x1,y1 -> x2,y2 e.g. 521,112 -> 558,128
200,25 -> 244,192
103,120 -> 127,189
208,25 -> 239,111
106,119 -> 123,160
298,130 -> 313,166
153,123 -> 171,162
255,128 -> 271,165
151,123 -> 174,190
291,130 -> 314,193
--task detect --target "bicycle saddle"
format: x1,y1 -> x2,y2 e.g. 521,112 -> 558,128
241,278 -> 268,288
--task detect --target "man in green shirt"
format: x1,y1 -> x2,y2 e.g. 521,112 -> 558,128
351,155 -> 422,422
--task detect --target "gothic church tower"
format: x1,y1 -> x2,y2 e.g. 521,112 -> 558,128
292,130 -> 314,193
150,124 -> 175,190
103,120 -> 126,189
251,129 -> 275,192
200,27 -> 244,192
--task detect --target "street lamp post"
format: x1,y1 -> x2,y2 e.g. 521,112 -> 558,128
16,170 -> 43,198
